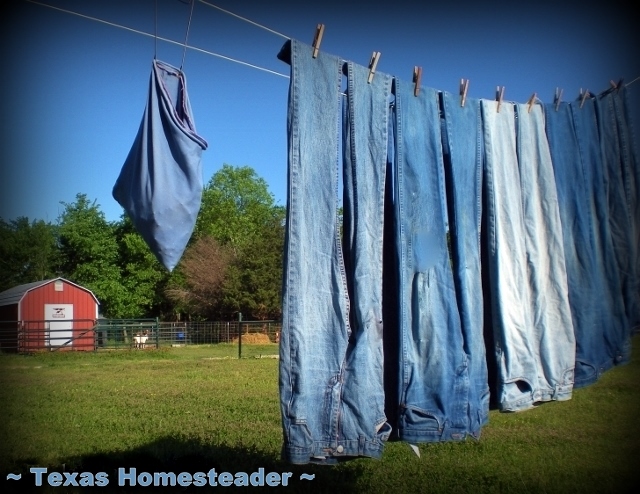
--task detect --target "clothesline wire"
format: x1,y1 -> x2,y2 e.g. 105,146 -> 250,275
199,0 -> 640,94
24,0 -> 290,79
197,0 -> 289,40
23,0 -> 640,95
180,0 -> 196,70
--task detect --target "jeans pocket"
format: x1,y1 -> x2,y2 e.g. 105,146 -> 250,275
286,421 -> 313,451
574,359 -> 596,383
375,419 -> 392,442
401,406 -> 442,434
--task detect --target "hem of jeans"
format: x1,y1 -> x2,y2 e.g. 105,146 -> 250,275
467,431 -> 481,440
464,407 -> 489,439
397,427 -> 470,443
614,355 -> 631,367
573,357 -> 617,388
499,387 -> 573,412
618,338 -> 632,364
573,374 -> 599,389
465,423 -> 487,441
282,439 -> 385,465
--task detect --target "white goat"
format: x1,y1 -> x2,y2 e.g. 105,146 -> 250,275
133,331 -> 149,349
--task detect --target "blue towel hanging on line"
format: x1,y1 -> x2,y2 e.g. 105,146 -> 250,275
113,59 -> 208,271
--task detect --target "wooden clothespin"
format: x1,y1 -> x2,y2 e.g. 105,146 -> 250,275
460,79 -> 469,107
496,86 -> 505,113
554,88 -> 563,111
413,66 -> 422,96
527,93 -> 537,113
367,51 -> 381,83
579,88 -> 590,108
611,78 -> 624,91
312,24 -> 325,58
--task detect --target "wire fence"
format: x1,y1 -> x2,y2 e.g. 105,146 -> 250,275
0,319 -> 281,356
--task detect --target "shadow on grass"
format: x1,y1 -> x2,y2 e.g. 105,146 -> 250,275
1,435 -> 366,493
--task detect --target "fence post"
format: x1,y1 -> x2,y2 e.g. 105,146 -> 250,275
155,318 -> 159,349
238,312 -> 242,359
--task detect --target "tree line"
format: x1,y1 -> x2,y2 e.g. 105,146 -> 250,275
0,164 -> 285,321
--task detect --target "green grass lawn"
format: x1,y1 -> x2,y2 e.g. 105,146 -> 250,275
1,337 -> 638,493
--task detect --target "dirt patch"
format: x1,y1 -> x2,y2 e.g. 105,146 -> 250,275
231,333 -> 274,344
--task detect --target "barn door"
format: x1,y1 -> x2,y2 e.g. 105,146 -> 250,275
45,304 -> 74,347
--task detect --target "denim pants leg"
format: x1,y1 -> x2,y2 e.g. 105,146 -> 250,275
613,87 -> 640,332
440,92 -> 489,435
621,87 -> 640,332
515,103 -> 576,404
394,80 -> 470,442
570,98 -> 628,369
341,60 -> 393,454
595,93 -> 633,361
278,39 -> 389,464
482,101 -> 536,411
482,101 -> 574,412
544,102 -> 607,387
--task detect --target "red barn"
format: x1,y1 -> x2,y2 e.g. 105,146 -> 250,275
0,278 -> 99,352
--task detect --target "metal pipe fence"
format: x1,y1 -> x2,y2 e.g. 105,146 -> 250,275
156,320 -> 281,346
0,319 -> 281,354
0,319 -> 97,352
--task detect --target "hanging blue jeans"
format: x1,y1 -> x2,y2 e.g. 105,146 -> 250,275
516,103 -> 576,406
545,101 -> 607,388
621,87 -> 640,333
612,87 -> 640,332
595,92 -> 634,359
482,101 -> 575,412
393,80 -> 470,442
440,92 -> 489,436
341,57 -> 393,458
483,101 -> 533,411
570,97 -> 629,371
112,59 -> 208,271
278,39 -> 391,464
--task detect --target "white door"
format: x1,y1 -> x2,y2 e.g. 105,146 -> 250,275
45,304 -> 73,347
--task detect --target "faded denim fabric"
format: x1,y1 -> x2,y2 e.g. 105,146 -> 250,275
544,101 -> 607,387
341,59 -> 393,456
570,98 -> 629,370
595,92 -> 634,360
515,103 -> 576,406
278,39 -> 391,465
113,60 -> 208,271
440,92 -> 489,436
482,101 -> 533,411
393,80 -> 470,442
482,101 -> 575,412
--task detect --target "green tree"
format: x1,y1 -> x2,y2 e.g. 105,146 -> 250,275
176,164 -> 284,320
114,215 -> 170,318
195,164 -> 277,248
218,207 -> 284,320
0,217 -> 59,291
57,194 -> 126,318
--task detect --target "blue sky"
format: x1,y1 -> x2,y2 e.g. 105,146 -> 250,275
1,0 -> 638,223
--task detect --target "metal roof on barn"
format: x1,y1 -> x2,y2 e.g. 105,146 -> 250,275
0,278 -> 100,307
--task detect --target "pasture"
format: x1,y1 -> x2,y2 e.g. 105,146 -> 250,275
1,337 -> 638,493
